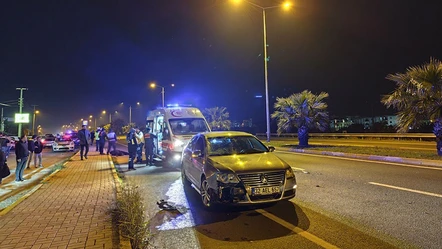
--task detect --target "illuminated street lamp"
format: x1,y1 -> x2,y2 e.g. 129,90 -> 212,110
33,110 -> 40,135
150,82 -> 175,108
121,102 -> 140,125
231,0 -> 292,142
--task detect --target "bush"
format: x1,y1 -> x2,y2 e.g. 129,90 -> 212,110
115,182 -> 152,249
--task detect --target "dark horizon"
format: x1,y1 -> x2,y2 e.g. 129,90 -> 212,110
2,0 -> 442,134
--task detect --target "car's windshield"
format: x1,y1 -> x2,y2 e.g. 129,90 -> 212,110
169,118 -> 209,135
207,136 -> 268,156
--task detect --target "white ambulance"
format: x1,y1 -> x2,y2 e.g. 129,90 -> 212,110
146,105 -> 211,167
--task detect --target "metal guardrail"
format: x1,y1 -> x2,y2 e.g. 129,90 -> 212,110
255,133 -> 435,141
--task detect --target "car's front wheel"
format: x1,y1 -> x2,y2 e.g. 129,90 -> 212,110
181,164 -> 191,187
200,177 -> 214,208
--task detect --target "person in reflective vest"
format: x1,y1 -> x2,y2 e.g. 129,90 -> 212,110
126,128 -> 137,171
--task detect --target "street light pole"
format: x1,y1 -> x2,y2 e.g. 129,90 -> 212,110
129,106 -> 132,125
16,88 -> 28,137
232,1 -> 291,142
32,105 -> 38,135
0,102 -> 11,132
262,8 -> 271,142
161,86 -> 165,108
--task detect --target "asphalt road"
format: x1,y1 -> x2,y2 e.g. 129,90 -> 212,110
113,143 -> 442,249
267,138 -> 436,151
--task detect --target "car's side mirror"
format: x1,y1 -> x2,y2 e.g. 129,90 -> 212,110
192,150 -> 203,158
268,146 -> 275,152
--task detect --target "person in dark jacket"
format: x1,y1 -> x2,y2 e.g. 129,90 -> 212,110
127,128 -> 137,170
26,135 -> 36,169
33,136 -> 44,167
144,127 -> 157,166
78,125 -> 90,160
90,129 -> 95,146
15,135 -> 29,182
0,149 -> 6,184
98,128 -> 107,155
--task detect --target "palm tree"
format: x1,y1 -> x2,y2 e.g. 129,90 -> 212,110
203,107 -> 231,131
272,90 -> 329,147
382,58 -> 442,155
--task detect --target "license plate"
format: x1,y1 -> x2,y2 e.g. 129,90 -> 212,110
252,186 -> 281,196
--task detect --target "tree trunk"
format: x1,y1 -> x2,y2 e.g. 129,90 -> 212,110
298,126 -> 309,147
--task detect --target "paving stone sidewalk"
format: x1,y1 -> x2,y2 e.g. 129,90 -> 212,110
0,151 -> 120,249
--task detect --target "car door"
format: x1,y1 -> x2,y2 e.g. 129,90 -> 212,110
182,136 -> 198,184
190,136 -> 206,188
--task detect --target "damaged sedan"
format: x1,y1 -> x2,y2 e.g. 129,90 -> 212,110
181,131 -> 297,208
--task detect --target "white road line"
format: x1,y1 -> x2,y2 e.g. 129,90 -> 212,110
291,167 -> 306,171
277,151 -> 442,171
369,182 -> 442,198
256,209 -> 340,249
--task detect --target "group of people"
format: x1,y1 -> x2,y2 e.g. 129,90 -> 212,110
126,126 -> 156,170
77,125 -> 118,160
0,134 -> 44,184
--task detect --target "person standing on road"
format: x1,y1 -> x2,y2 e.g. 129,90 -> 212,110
106,128 -> 117,155
144,127 -> 157,166
134,127 -> 144,163
98,128 -> 107,155
15,135 -> 29,182
78,125 -> 90,160
0,149 -> 7,184
127,128 -> 137,170
90,129 -> 95,146
95,128 -> 101,151
33,136 -> 44,167
26,135 -> 36,169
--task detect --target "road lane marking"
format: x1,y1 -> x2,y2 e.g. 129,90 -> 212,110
291,167 -> 306,171
277,151 -> 442,171
369,182 -> 442,198
256,209 -> 340,249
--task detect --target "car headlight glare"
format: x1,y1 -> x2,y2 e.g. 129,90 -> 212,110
174,139 -> 184,147
216,173 -> 240,184
285,168 -> 295,179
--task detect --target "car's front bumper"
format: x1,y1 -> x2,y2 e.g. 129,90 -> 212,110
209,175 -> 297,205
52,144 -> 74,151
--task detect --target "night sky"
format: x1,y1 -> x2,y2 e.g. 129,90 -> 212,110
2,0 -> 442,134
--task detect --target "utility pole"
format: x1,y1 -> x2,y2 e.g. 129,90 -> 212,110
32,104 -> 38,135
0,102 -> 11,132
16,88 -> 28,137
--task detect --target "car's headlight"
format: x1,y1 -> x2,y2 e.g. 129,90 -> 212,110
285,168 -> 295,179
216,172 -> 240,184
174,139 -> 184,147
70,142 -> 74,146
53,142 -> 58,146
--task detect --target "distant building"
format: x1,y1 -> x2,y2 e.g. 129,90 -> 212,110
330,115 -> 398,131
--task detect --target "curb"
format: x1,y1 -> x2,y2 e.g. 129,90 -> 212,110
0,151 -> 79,203
108,155 -> 131,249
286,147 -> 442,168
0,167 -> 62,216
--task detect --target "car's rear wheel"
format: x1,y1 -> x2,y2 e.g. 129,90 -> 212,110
200,178 -> 213,208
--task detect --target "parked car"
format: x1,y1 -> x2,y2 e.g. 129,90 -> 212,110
0,135 -> 16,150
0,135 -> 16,158
41,135 -> 55,148
52,137 -> 75,152
181,131 -> 297,208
